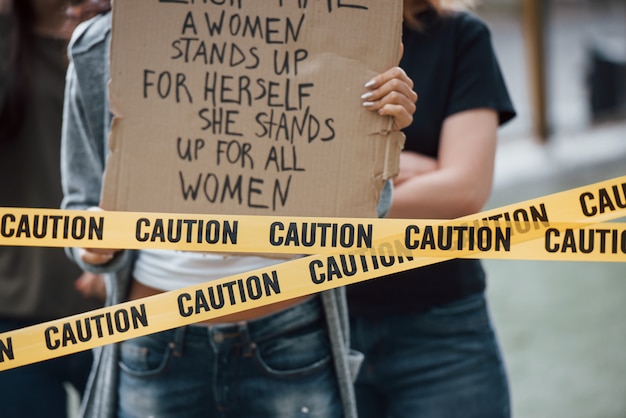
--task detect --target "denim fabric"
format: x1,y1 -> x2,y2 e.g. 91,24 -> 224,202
0,318 -> 92,418
350,292 -> 510,418
118,297 -> 342,418
376,179 -> 393,218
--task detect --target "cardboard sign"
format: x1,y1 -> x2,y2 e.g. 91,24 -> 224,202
103,0 -> 404,218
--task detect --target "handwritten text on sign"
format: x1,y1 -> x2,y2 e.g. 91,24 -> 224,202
103,0 -> 403,217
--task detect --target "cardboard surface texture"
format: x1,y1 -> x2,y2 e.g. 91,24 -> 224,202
103,0 -> 404,218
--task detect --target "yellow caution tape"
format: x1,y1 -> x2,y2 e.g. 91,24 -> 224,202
0,175 -> 625,370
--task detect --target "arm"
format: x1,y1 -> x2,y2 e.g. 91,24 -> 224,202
394,150 -> 438,186
61,25 -> 124,268
61,61 -> 106,213
388,108 -> 498,219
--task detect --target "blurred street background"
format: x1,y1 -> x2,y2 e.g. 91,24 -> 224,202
475,0 -> 626,417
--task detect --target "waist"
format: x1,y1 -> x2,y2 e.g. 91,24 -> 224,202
347,258 -> 486,316
172,293 -> 322,344
129,279 -> 312,324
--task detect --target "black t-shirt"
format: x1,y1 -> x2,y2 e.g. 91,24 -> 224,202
347,10 -> 516,317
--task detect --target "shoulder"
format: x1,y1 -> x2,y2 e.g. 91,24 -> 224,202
441,11 -> 516,124
436,10 -> 496,59
447,10 -> 492,43
68,11 -> 111,59
414,10 -> 493,52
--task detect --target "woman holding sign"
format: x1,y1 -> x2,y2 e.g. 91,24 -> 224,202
60,6 -> 416,418
347,0 -> 516,417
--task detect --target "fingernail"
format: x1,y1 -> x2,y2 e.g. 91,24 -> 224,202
361,92 -> 373,100
362,101 -> 375,108
364,79 -> 376,89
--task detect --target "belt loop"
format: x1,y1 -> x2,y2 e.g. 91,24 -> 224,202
237,321 -> 255,357
170,326 -> 186,357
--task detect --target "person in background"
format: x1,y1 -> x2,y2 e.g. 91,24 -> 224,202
347,0 -> 516,417
0,0 -> 109,416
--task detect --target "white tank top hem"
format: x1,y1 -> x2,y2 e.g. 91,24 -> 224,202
133,249 -> 283,292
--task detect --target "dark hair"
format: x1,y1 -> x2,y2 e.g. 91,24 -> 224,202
0,0 -> 36,143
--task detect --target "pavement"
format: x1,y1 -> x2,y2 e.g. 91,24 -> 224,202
479,2 -> 626,417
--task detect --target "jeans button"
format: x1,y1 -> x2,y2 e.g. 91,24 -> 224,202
213,331 -> 224,343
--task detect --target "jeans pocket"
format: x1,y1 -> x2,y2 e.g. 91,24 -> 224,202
254,325 -> 332,378
118,333 -> 173,378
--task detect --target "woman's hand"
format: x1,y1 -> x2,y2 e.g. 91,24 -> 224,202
77,206 -> 120,266
79,247 -> 120,265
362,66 -> 418,130
75,271 -> 107,301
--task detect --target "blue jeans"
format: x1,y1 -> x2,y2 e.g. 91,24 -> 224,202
350,293 -> 510,418
118,296 -> 342,418
0,318 -> 93,418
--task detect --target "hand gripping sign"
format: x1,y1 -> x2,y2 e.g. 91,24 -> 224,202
0,175 -> 625,370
